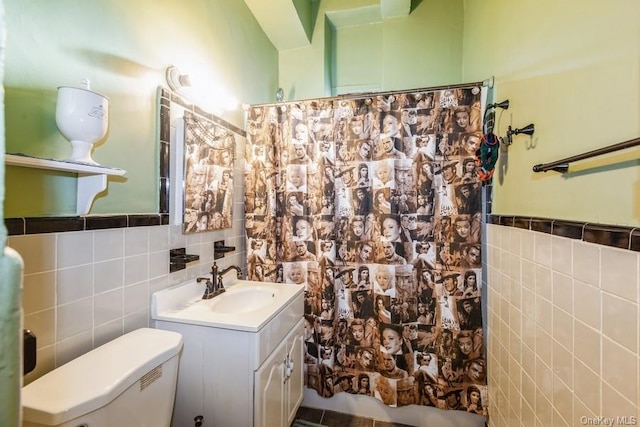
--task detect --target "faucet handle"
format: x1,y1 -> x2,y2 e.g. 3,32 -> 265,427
197,276 -> 216,299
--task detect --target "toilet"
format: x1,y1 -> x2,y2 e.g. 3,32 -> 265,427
22,328 -> 183,427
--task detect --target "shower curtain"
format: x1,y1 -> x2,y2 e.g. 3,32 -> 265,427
244,86 -> 487,416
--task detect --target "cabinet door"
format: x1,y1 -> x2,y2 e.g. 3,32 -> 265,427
254,339 -> 286,427
284,319 -> 305,427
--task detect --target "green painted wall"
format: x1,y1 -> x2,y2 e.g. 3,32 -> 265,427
462,0 -> 640,226
4,0 -> 278,216
279,0 -> 465,100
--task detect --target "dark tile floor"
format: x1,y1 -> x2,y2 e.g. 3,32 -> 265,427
293,406 -> 416,427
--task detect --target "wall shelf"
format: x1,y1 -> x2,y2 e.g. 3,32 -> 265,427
5,153 -> 126,215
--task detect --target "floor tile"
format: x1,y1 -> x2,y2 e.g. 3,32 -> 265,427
294,406 -> 324,424
374,421 -> 417,427
321,409 -> 374,427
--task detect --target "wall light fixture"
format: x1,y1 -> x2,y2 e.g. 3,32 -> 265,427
165,66 -> 192,93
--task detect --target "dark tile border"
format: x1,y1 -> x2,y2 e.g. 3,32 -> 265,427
85,215 -> 128,230
5,214 -> 167,235
5,218 -> 25,235
25,217 -> 85,234
488,214 -> 640,252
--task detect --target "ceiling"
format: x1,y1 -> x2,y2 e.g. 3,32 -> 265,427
243,0 -> 413,51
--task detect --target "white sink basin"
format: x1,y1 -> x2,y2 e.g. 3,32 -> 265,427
151,278 -> 303,332
208,287 -> 277,314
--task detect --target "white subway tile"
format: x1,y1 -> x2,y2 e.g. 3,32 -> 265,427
573,320 -> 601,373
601,381 -> 638,420
55,331 -> 93,367
535,389 -> 553,426
521,259 -> 536,291
125,227 -> 149,257
9,234 -> 56,274
535,295 -> 553,334
534,232 -> 552,268
552,339 -> 573,388
522,230 -> 535,262
169,224 -> 187,249
552,409 -> 570,427
56,264 -> 93,305
124,308 -> 149,332
602,337 -> 638,404
574,280 -> 601,330
552,306 -> 574,352
22,271 -> 56,314
148,274 -> 170,296
23,309 -> 55,348
93,289 -> 123,327
56,298 -> 93,341
57,231 -> 93,269
601,246 -> 638,302
148,225 -> 170,253
551,235 -> 572,276
572,240 -> 600,287
602,292 -> 638,353
536,329 -> 553,367
552,272 -> 573,315
93,319 -> 123,348
535,265 -> 552,300
148,249 -> 169,279
94,228 -> 124,262
573,394 -> 596,422
551,375 -> 572,426
124,254 -> 149,286
94,259 -> 124,294
124,281 -> 148,315
573,358 -> 600,411
509,227 -> 522,256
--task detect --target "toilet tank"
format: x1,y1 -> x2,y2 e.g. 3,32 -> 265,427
22,328 -> 183,427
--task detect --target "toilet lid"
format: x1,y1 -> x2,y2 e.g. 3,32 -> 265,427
22,328 -> 182,425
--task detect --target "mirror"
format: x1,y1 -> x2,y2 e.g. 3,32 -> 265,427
182,111 -> 236,233
158,86 -> 245,234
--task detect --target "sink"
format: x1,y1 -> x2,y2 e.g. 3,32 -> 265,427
152,277 -> 305,427
208,286 -> 278,314
151,278 -> 303,332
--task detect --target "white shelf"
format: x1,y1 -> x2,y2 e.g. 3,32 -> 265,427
5,154 -> 126,215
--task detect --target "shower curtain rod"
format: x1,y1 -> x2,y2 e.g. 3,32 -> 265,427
247,78 -> 492,108
532,136 -> 640,173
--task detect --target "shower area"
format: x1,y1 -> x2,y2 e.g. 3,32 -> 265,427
244,84 -> 488,425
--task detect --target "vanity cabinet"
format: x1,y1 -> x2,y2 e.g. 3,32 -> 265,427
153,291 -> 304,427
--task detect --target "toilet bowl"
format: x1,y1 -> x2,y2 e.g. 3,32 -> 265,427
22,328 -> 183,427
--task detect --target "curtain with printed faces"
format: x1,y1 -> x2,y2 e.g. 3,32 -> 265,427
244,86 -> 487,416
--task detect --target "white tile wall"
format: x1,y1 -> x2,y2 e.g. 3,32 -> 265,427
486,224 -> 640,427
12,223 -> 246,385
